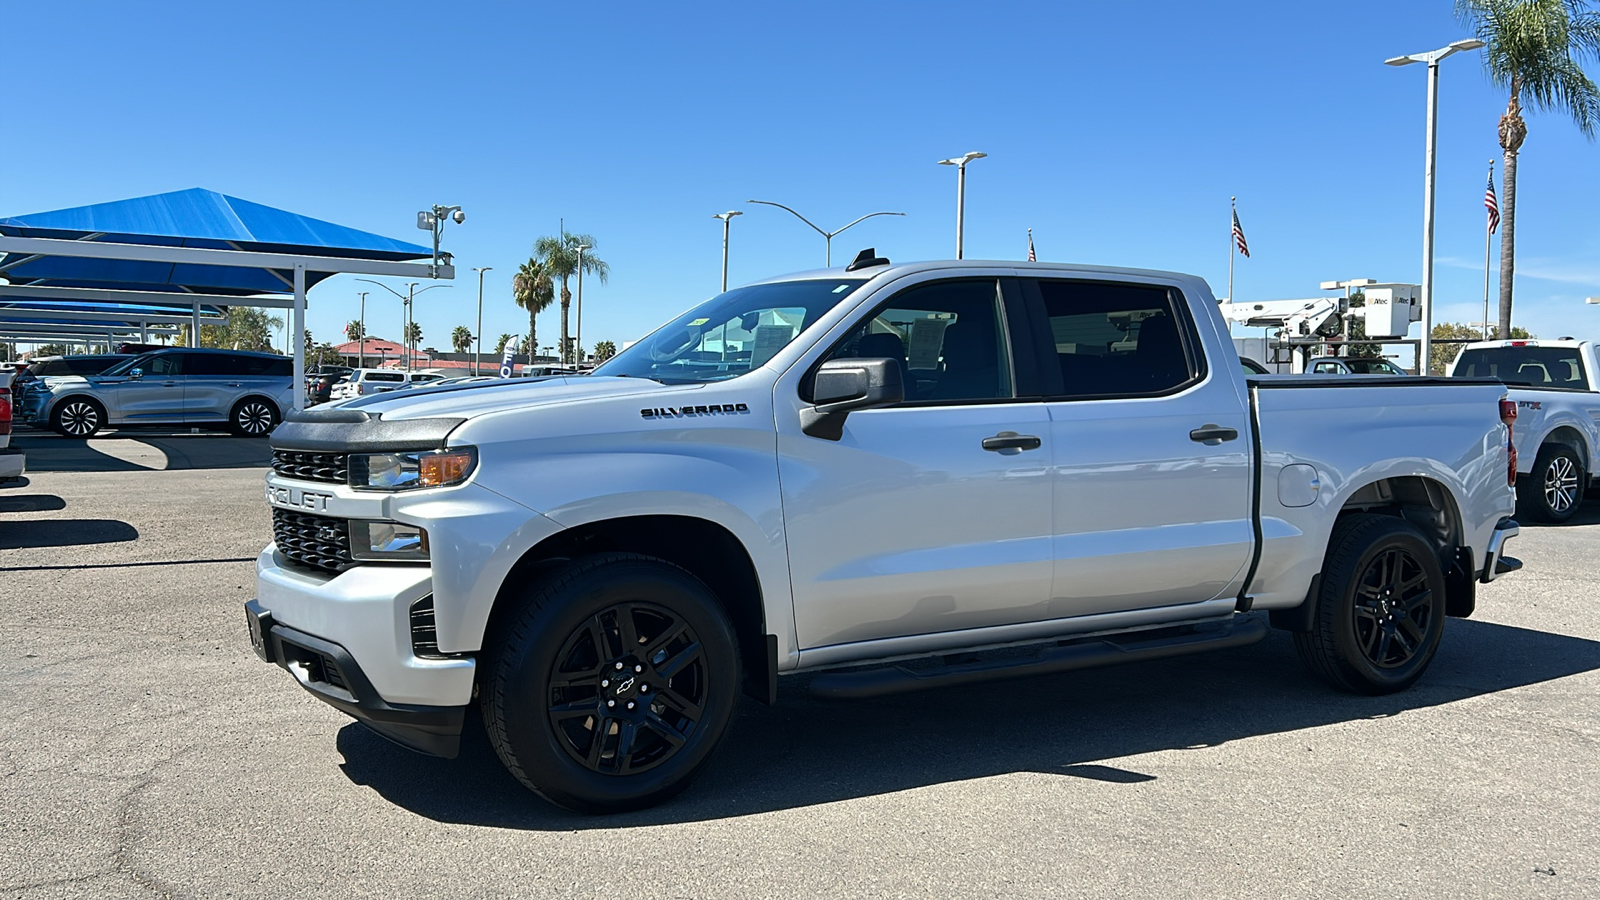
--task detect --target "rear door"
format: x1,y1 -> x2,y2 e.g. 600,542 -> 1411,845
1023,276 -> 1254,616
181,352 -> 237,422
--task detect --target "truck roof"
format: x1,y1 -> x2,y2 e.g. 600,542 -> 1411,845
1459,339 -> 1589,351
745,259 -> 1203,287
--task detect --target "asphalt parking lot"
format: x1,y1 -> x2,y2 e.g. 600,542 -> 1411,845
2,430 -> 1597,899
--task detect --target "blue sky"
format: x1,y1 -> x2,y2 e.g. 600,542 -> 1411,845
4,0 -> 1598,353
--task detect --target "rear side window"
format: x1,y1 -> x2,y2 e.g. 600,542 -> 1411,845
185,354 -> 232,376
366,372 -> 404,383
63,357 -> 126,375
1033,280 -> 1201,398
227,354 -> 290,376
1454,347 -> 1586,387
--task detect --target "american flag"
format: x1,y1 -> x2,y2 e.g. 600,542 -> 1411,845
1485,171 -> 1500,234
1232,208 -> 1250,258
1027,229 -> 1036,262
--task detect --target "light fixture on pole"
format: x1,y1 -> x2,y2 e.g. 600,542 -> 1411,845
416,204 -> 466,278
1385,38 -> 1485,374
570,241 -> 591,366
936,151 -> 987,259
712,211 -> 742,291
473,266 -> 492,375
746,201 -> 905,267
355,278 -> 450,372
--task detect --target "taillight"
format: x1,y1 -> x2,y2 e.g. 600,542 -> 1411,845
0,386 -> 11,436
1500,399 -> 1517,486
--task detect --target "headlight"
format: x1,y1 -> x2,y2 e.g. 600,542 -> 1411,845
349,447 -> 476,491
349,520 -> 429,561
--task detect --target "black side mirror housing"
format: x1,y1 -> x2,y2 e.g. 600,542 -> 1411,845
800,357 -> 904,440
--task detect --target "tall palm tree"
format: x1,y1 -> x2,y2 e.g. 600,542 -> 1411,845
494,333 -> 514,354
451,325 -> 473,354
1459,0 -> 1600,337
532,232 -> 609,364
511,258 -> 556,358
404,321 -> 423,359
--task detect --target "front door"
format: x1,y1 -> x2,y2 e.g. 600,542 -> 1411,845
1025,276 -> 1254,617
100,352 -> 186,422
778,277 -> 1054,651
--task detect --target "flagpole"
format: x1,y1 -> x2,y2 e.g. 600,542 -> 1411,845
1228,197 -> 1236,304
1482,159 -> 1495,340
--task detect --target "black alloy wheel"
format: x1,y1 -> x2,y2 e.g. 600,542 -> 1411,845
1528,444 -> 1584,523
53,399 -> 103,438
231,399 -> 278,437
546,602 -> 708,776
481,553 -> 741,813
1294,514 -> 1446,695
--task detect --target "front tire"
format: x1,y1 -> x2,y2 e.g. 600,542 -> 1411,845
1294,514 -> 1446,695
1522,444 -> 1584,523
51,398 -> 104,438
229,398 -> 279,437
480,553 -> 741,813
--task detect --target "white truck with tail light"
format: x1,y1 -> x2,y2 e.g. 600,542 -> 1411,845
1447,338 -> 1600,523
249,254 -> 1523,813
0,368 -> 23,486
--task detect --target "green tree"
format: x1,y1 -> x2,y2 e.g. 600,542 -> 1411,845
179,307 -> 283,352
34,343 -> 67,357
404,321 -> 423,356
1431,321 -> 1535,373
493,333 -> 513,355
511,258 -> 556,360
531,232 -> 609,364
1458,0 -> 1600,337
593,339 -> 617,361
451,325 -> 473,354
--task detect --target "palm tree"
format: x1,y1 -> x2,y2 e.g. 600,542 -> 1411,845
451,325 -> 473,354
1459,0 -> 1600,337
511,258 -> 556,358
345,319 -> 365,342
532,232 -> 609,364
404,321 -> 423,359
593,340 -> 617,361
494,333 -> 513,354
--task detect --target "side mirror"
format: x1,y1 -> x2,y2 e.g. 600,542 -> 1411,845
800,358 -> 904,440
128,368 -> 144,380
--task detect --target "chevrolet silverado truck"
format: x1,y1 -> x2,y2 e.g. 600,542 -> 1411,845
249,256 -> 1522,813
1447,338 -> 1600,523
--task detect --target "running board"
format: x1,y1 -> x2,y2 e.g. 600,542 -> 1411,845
808,616 -> 1269,700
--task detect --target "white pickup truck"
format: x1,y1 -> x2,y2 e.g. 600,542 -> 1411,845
249,256 -> 1521,813
1447,339 -> 1600,522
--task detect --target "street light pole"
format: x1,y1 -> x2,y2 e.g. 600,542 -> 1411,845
1386,39 -> 1484,374
473,266 -> 492,375
571,243 -> 591,366
355,278 -> 450,372
712,211 -> 742,291
745,201 -> 906,267
937,152 -> 987,259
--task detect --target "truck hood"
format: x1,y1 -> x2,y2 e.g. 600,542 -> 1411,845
343,375 -> 698,422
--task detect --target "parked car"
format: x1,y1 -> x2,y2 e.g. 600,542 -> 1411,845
0,368 -> 23,486
1447,338 -> 1600,522
251,257 -> 1519,813
306,366 -> 355,406
1306,356 -> 1409,376
522,364 -> 580,377
391,375 -> 499,391
19,347 -> 292,438
326,369 -> 442,401
1240,356 -> 1271,375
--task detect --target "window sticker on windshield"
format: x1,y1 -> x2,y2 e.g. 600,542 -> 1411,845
833,284 -> 851,293
687,317 -> 710,326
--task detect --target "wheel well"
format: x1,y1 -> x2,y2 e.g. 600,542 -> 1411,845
1337,475 -> 1474,617
1540,426 -> 1587,462
485,515 -> 773,703
231,395 -> 280,418
52,394 -> 105,420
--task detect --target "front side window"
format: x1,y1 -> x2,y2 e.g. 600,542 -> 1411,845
1034,280 -> 1199,398
822,279 -> 1012,403
595,279 -> 869,384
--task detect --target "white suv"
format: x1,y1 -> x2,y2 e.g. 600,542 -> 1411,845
328,369 -> 441,401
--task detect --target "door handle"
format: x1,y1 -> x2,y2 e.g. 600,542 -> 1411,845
1189,424 -> 1239,445
982,431 -> 1042,452
162,381 -> 179,387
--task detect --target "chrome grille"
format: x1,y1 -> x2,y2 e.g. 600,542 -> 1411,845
271,450 -> 349,485
271,508 -> 355,574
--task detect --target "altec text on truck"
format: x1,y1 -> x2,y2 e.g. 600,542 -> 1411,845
249,255 -> 1521,813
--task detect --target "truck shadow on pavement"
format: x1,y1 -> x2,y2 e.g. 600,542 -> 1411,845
334,617 -> 1600,829
0,493 -> 67,514
11,431 -> 271,473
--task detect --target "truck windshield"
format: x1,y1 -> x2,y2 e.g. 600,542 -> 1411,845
594,278 -> 869,384
1454,346 -> 1587,387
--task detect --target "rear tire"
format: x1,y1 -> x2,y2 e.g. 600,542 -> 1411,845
229,398 -> 279,437
1294,514 -> 1446,695
480,553 -> 741,813
1521,444 -> 1584,524
51,398 -> 104,438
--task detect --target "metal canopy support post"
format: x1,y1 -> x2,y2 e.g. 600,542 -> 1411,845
191,301 -> 200,347
293,264 -> 307,411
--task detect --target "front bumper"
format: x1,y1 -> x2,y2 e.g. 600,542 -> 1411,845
246,599 -> 465,757
1480,518 -> 1521,583
251,546 -> 476,757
